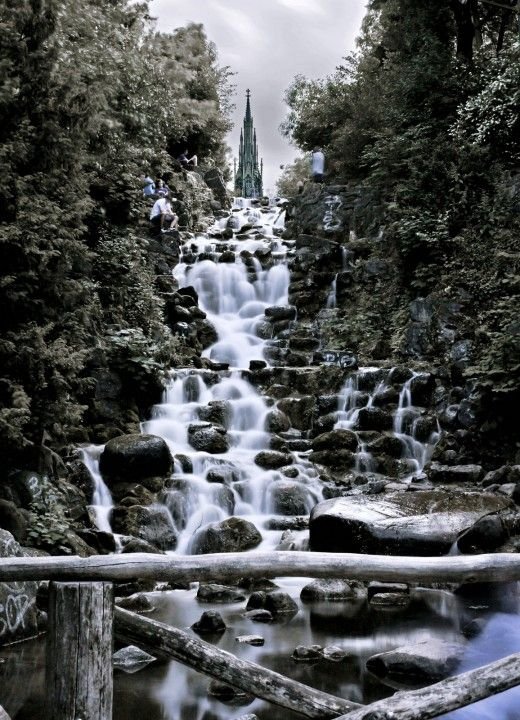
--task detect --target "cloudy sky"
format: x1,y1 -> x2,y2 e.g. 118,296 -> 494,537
151,0 -> 367,193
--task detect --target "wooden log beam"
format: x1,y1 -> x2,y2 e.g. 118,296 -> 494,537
2,551 -> 520,585
114,606 -> 360,718
336,651 -> 520,720
46,582 -> 113,720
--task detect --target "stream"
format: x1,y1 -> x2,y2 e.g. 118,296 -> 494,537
1,198 -> 519,719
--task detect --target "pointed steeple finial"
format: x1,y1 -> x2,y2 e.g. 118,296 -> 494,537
245,89 -> 251,121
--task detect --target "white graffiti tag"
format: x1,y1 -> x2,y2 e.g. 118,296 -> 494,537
323,194 -> 343,231
0,593 -> 31,637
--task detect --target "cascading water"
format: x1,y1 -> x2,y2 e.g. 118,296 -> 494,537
334,368 -> 439,481
81,445 -> 113,533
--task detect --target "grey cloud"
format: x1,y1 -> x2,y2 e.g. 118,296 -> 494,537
151,0 -> 366,192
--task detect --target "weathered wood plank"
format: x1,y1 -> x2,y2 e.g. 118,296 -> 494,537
46,582 -> 113,720
2,551 -> 520,584
114,606 -> 360,718
337,651 -> 520,719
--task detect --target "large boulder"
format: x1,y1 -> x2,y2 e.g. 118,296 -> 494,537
188,423 -> 230,454
311,429 -> 358,452
309,491 -> 510,555
366,639 -> 465,688
268,481 -> 314,515
254,451 -> 292,470
428,463 -> 483,484
112,504 -> 177,550
99,434 -> 173,484
191,517 -> 262,554
0,530 -> 40,646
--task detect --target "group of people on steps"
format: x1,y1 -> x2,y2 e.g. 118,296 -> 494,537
141,149 -> 198,234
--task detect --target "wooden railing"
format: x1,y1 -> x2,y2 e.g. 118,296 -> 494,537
2,551 -> 520,720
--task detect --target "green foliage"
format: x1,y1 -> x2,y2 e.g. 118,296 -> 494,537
281,0 -> 520,386
276,156 -> 311,197
0,0 -> 231,466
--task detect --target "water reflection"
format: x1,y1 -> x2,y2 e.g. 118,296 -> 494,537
4,583 -> 518,720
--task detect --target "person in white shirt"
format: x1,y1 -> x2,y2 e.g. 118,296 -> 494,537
150,196 -> 178,232
311,148 -> 325,183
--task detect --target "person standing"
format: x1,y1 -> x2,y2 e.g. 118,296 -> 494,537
311,148 -> 325,183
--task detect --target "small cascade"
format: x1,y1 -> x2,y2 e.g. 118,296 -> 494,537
394,374 -> 440,479
334,368 -> 439,481
81,445 -> 113,533
326,274 -> 338,309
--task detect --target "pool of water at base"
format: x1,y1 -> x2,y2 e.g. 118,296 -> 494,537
2,580 -> 519,720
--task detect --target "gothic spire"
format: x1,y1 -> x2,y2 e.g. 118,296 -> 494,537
234,90 -> 263,198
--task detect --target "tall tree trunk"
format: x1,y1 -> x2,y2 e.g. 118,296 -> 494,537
451,0 -> 476,60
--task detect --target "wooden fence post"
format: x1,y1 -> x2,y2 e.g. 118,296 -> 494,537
46,582 -> 113,720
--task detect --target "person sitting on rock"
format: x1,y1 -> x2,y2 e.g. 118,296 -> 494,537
178,149 -> 198,169
150,195 -> 178,233
155,178 -> 170,197
142,174 -> 156,198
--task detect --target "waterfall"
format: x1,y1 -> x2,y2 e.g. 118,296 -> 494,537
81,445 -> 113,533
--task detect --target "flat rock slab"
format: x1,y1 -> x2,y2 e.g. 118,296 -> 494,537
309,491 -> 511,555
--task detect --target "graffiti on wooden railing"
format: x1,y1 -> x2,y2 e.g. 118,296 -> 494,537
0,592 -> 31,637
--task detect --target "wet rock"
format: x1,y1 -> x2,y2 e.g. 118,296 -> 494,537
369,592 -> 411,608
268,481 -> 313,515
308,449 -> 355,469
160,488 -> 189,530
198,401 -> 232,428
367,582 -> 409,600
428,463 -> 483,484
409,373 -> 436,407
246,590 -> 298,616
277,396 -> 315,431
265,306 -> 297,321
356,407 -> 393,431
116,593 -> 155,613
112,505 -> 177,550
191,610 -> 227,634
192,517 -> 262,554
367,434 -> 403,458
291,645 -> 322,662
311,413 -> 337,436
456,514 -> 508,554
120,537 -> 164,554
111,482 -> 154,506
0,500 -> 28,543
206,465 -> 238,484
195,319 -> 219,348
76,529 -> 117,554
265,517 -> 308,531
99,434 -> 173,484
208,681 -> 254,705
322,645 -> 350,662
300,579 -> 366,602
197,584 -> 246,604
175,454 -> 193,473
254,450 -> 292,470
188,423 -> 230,454
243,609 -> 273,623
237,577 -> 278,592
312,429 -> 358,452
113,645 -> 156,673
265,409 -> 291,433
388,366 -> 414,385
366,639 -> 465,687
235,634 -> 264,646
309,491 -> 510,555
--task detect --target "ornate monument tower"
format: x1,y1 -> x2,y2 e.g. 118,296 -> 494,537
234,90 -> 263,198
